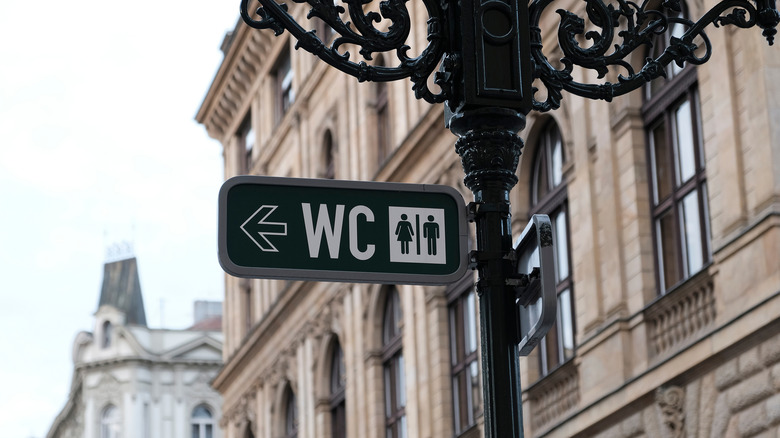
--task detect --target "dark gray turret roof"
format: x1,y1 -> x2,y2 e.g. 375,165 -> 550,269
98,257 -> 147,326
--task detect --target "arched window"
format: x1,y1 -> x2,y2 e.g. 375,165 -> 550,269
642,1 -> 711,294
284,385 -> 298,438
529,121 -> 575,377
382,287 -> 406,438
330,340 -> 346,438
191,404 -> 214,438
100,404 -> 121,438
102,321 -> 112,349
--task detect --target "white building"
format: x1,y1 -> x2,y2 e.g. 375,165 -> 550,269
47,257 -> 224,438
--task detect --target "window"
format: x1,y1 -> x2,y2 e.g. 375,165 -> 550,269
143,402 -> 150,438
320,130 -> 337,179
239,279 -> 253,336
313,0 -> 335,47
284,385 -> 298,438
375,56 -> 390,165
191,404 -> 214,438
643,3 -> 711,294
275,50 -> 294,125
330,340 -> 347,438
382,287 -> 406,438
102,321 -> 112,349
528,121 -> 576,377
240,114 -> 255,173
448,282 -> 481,436
645,5 -> 688,101
100,404 -> 121,438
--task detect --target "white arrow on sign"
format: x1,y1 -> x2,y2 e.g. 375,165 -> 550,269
240,205 -> 288,252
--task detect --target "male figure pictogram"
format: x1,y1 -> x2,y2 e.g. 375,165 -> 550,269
423,215 -> 440,256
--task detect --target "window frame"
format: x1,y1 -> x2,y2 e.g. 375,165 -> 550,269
527,120 -> 576,378
284,385 -> 299,438
274,49 -> 294,126
642,22 -> 711,295
191,404 -> 215,438
239,114 -> 254,173
321,129 -> 337,179
100,404 -> 121,438
382,287 -> 406,438
447,277 -> 481,437
102,321 -> 112,349
329,340 -> 347,438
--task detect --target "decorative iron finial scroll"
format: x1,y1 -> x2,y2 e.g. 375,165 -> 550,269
241,0 -> 778,112
529,0 -> 780,111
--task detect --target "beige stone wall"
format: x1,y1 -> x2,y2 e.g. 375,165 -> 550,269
197,2 -> 780,437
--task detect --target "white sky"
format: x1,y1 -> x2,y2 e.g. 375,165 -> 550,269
0,2 -> 238,436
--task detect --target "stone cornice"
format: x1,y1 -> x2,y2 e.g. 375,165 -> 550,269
75,356 -> 222,371
196,14 -> 273,141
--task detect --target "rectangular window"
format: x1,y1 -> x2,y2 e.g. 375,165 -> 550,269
645,83 -> 710,294
448,284 -> 481,436
275,51 -> 294,125
240,114 -> 254,173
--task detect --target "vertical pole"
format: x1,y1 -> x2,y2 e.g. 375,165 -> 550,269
451,108 -> 526,438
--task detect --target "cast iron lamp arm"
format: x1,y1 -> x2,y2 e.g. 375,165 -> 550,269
240,0 -> 450,103
529,0 -> 780,112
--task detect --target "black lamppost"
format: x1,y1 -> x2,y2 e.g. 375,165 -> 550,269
238,0 -> 778,434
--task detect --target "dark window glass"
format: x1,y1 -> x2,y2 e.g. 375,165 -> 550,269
240,114 -> 254,173
321,130 -> 337,179
275,51 -> 294,125
330,340 -> 347,438
102,321 -> 112,349
285,386 -> 298,438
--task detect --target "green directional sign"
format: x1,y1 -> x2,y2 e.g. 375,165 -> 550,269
218,176 -> 470,285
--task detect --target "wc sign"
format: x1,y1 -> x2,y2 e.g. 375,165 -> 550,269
218,176 -> 469,285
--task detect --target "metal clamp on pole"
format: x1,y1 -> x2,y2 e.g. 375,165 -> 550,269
512,214 -> 557,356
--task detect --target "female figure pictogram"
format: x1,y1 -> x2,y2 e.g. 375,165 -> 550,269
395,214 -> 414,254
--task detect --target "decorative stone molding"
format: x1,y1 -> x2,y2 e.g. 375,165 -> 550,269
656,385 -> 685,438
201,25 -> 272,140
645,270 -> 716,359
527,361 -> 580,432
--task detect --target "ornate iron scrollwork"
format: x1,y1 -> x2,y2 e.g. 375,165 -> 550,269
241,0 -> 778,112
240,0 -> 452,104
529,0 -> 780,111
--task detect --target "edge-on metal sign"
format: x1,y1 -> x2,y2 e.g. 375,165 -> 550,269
218,176 -> 470,285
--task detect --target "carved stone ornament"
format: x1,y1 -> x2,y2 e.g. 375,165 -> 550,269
656,385 -> 685,438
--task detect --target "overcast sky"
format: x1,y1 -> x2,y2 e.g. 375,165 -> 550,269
0,2 -> 239,436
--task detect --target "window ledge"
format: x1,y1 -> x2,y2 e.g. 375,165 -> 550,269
525,360 -> 580,433
644,268 -> 716,361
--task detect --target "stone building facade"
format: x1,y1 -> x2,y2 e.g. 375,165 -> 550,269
196,0 -> 780,436
47,258 -> 224,438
